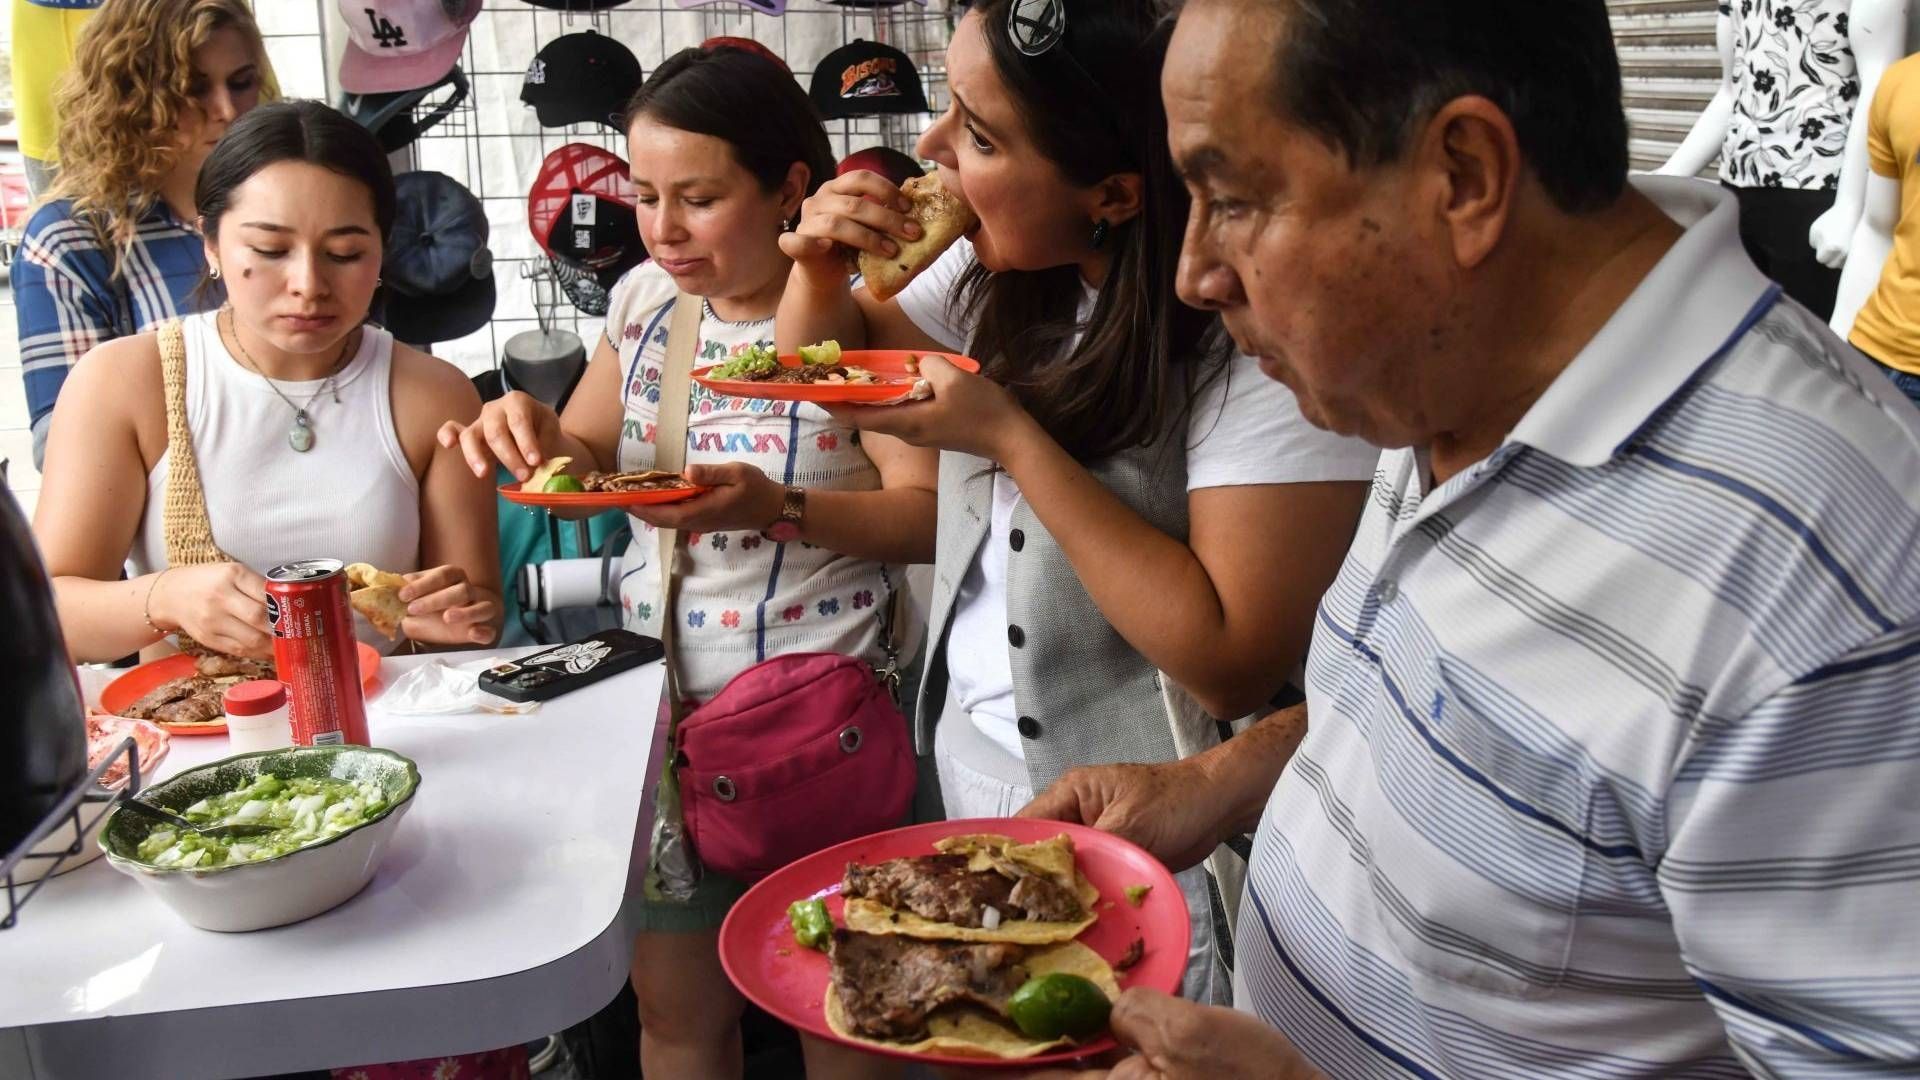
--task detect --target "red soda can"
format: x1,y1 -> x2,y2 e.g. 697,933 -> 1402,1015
265,558 -> 370,747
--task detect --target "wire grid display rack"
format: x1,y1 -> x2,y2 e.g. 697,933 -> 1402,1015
373,1 -> 959,377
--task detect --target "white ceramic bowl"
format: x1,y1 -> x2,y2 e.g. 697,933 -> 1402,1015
99,745 -> 419,932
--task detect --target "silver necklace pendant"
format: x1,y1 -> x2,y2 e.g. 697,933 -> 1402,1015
289,411 -> 315,453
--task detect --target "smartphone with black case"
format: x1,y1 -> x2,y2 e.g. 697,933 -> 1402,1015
478,628 -> 665,703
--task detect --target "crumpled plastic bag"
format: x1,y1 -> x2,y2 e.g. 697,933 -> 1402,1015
378,656 -> 538,716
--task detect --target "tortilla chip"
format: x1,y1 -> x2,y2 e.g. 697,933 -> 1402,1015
523,455 -> 573,492
823,939 -> 1120,1059
344,562 -> 407,591
858,174 -> 976,303
350,586 -> 407,640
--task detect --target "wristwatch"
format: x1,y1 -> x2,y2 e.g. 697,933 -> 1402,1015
763,485 -> 807,543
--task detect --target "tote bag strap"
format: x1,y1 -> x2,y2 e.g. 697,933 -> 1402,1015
643,292 -> 706,903
159,318 -> 234,568
653,292 -> 703,717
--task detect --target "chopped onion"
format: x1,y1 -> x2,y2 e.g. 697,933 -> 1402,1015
982,905 -> 1002,930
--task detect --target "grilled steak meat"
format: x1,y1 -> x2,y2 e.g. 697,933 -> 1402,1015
1006,872 -> 1083,922
151,692 -> 222,726
845,854 -> 1012,926
843,853 -> 1084,926
123,656 -> 268,724
582,470 -> 692,492
830,929 -> 1028,1040
194,654 -> 275,680
749,364 -> 869,384
125,677 -> 200,718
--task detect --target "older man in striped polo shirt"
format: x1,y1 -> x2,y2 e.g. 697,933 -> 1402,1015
1023,1 -> 1920,1077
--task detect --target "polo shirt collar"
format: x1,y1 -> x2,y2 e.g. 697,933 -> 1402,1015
1506,176 -> 1778,469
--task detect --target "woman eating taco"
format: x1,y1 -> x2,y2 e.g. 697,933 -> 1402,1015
777,0 -> 1380,1003
34,100 -> 502,663
438,43 -> 932,1080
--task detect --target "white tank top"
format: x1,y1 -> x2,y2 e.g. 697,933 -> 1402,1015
129,310 -> 422,650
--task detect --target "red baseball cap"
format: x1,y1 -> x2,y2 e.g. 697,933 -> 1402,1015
838,146 -> 925,189
701,36 -> 788,73
528,144 -> 645,286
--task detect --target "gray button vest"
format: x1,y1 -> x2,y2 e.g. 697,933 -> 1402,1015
915,442 -> 1191,793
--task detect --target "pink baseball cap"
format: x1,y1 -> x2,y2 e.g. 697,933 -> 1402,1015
337,0 -> 483,95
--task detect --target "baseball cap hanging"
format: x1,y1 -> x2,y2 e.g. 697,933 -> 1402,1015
338,66 -> 469,153
518,0 -> 631,9
522,31 -> 644,130
382,171 -> 496,345
677,0 -> 785,13
838,146 -> 924,188
528,143 -> 645,288
701,36 -> 788,72
547,257 -> 612,317
337,0 -> 482,95
810,40 -> 929,119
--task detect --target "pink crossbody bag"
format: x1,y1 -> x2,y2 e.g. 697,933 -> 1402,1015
644,294 -> 915,894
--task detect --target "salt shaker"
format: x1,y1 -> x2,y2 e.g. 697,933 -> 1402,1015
224,680 -> 292,753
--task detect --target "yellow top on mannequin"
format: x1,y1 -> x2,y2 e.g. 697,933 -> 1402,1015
1848,53 -> 1920,372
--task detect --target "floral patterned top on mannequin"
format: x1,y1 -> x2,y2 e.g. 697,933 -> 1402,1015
1721,0 -> 1860,189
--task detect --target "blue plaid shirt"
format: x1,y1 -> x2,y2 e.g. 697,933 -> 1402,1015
13,197 -> 219,469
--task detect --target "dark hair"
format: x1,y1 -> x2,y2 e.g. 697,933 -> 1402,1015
959,0 -> 1225,464
623,46 -> 836,221
1264,0 -> 1627,213
195,99 -> 398,243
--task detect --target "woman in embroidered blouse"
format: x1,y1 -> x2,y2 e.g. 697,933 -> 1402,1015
13,0 -> 277,472
440,45 -> 930,1080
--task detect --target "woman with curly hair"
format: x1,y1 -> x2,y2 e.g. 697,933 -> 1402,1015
12,0 -> 277,471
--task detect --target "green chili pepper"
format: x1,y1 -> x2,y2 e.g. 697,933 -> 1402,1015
788,898 -> 832,950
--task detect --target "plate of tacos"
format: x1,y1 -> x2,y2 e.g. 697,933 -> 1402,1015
693,342 -> 982,405
718,818 -> 1187,1067
101,643 -> 381,735
498,455 -> 710,510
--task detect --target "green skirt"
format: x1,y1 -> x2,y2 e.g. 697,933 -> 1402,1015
633,869 -> 749,933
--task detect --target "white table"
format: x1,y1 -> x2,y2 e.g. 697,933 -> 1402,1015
0,650 -> 664,1079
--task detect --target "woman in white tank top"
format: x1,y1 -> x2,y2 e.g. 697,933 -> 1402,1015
35,101 -> 501,662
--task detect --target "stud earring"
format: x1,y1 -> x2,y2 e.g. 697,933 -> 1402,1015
209,265 -> 221,280
1090,219 -> 1109,250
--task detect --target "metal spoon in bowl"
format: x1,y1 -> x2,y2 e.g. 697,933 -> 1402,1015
118,796 -> 279,840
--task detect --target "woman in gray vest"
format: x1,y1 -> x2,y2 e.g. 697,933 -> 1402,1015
778,0 -> 1378,1002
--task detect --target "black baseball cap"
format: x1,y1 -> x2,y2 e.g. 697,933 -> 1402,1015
810,40 -> 929,119
382,171 -> 496,345
521,31 -> 643,131
338,66 -> 469,153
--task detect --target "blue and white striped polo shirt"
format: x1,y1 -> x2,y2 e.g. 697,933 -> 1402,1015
1238,176 -> 1920,1078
